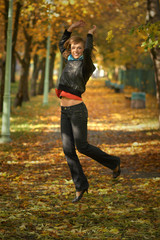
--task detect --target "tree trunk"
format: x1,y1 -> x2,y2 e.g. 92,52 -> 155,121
4,0 -> 9,43
146,0 -> 160,127
14,28 -> 32,107
11,1 -> 22,83
49,44 -> 57,91
0,0 -> 9,112
38,57 -> 46,95
30,54 -> 39,96
0,60 -> 5,112
49,52 -> 55,90
11,55 -> 16,83
14,58 -> 31,107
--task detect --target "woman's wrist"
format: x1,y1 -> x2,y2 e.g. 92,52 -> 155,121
88,25 -> 96,35
67,26 -> 73,32
88,31 -> 93,35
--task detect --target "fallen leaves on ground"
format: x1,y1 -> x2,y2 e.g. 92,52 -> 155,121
0,79 -> 160,239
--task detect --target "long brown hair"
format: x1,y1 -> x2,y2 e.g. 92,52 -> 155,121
63,36 -> 85,59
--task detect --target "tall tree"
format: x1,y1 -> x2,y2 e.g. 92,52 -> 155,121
14,26 -> 32,107
14,0 -> 46,106
30,53 -> 40,97
146,0 -> 160,125
11,1 -> 22,83
0,0 -> 22,111
49,44 -> 57,90
0,0 -> 9,112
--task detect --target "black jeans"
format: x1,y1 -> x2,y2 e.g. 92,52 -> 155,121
61,102 -> 120,192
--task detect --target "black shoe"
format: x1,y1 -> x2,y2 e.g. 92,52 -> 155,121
113,158 -> 121,178
72,189 -> 88,203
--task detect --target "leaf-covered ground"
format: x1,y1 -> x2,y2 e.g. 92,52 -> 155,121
0,79 -> 160,240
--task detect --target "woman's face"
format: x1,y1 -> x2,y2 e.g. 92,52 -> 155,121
71,42 -> 84,59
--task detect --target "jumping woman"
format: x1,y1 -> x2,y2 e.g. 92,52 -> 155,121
55,20 -> 121,203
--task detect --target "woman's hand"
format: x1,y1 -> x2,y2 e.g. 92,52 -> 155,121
88,25 -> 96,35
67,20 -> 86,32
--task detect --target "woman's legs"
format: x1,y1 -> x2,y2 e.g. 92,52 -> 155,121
61,106 -> 89,191
61,102 -> 120,191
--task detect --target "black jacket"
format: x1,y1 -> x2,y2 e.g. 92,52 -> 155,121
56,30 -> 96,97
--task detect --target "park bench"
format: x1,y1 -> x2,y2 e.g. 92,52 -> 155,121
125,92 -> 146,108
105,80 -> 124,93
131,92 -> 146,108
112,83 -> 124,93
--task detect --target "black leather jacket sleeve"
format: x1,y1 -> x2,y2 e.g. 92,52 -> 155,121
59,30 -> 72,54
85,33 -> 93,49
83,34 -> 95,80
